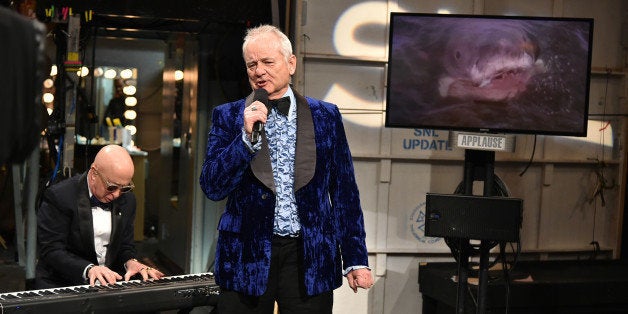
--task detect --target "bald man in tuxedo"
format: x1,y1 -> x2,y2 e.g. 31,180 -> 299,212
35,145 -> 163,288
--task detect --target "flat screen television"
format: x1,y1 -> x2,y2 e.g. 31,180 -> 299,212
385,13 -> 594,136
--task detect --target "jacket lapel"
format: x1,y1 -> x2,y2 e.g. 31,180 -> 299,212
249,91 -> 276,193
250,90 -> 317,193
105,201 -> 123,265
293,91 -> 316,192
77,173 -> 97,262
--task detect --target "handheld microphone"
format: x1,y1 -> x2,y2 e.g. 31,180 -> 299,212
251,88 -> 269,145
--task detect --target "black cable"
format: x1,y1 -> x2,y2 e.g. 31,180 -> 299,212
499,240 -> 522,314
502,244 -> 511,314
519,134 -> 537,177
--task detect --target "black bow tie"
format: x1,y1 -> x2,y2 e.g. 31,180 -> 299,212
269,97 -> 290,116
90,196 -> 110,210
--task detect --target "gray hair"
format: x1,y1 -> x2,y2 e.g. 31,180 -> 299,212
242,24 -> 293,63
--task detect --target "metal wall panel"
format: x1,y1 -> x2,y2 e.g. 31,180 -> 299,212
303,61 -> 385,111
300,0 -> 389,59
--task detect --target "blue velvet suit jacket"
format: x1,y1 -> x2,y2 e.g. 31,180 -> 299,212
200,90 -> 369,296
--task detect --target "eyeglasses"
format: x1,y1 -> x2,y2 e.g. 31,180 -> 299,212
94,170 -> 134,193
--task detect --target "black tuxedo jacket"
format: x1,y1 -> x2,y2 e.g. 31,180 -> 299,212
35,172 -> 137,288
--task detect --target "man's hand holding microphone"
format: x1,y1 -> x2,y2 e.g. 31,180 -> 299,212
244,88 -> 269,144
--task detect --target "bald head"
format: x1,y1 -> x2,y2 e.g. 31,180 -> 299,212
93,144 -> 134,176
89,145 -> 134,202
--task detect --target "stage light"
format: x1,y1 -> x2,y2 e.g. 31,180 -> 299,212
125,125 -> 137,135
94,67 -> 103,77
125,96 -> 137,106
77,66 -> 89,77
120,68 -> 133,79
43,78 -> 54,88
174,70 -> 184,81
124,110 -> 137,120
104,68 -> 117,79
50,65 -> 57,76
123,85 -> 136,95
42,92 -> 54,103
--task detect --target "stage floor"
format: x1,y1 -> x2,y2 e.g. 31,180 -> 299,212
419,259 -> 628,314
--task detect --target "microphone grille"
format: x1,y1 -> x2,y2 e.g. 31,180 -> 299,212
253,88 -> 269,106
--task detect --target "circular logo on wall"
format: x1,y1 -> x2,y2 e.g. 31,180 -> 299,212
410,202 -> 441,244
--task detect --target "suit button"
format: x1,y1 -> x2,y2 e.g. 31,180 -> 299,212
261,194 -> 268,200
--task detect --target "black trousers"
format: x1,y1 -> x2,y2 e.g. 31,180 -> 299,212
217,236 -> 333,314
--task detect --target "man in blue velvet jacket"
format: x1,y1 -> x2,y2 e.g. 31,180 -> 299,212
199,24 -> 373,313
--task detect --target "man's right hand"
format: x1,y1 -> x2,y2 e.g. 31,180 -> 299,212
87,265 -> 123,286
243,100 -> 268,135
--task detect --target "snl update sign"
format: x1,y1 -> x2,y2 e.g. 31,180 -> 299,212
401,129 -> 452,151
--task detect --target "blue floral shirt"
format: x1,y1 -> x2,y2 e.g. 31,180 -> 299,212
265,89 -> 300,236
242,88 -> 300,236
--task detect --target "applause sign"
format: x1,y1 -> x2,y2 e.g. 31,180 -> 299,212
455,132 -> 515,152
